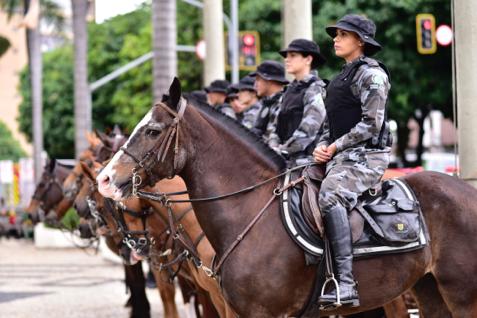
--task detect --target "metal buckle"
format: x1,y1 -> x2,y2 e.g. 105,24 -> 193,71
132,170 -> 142,196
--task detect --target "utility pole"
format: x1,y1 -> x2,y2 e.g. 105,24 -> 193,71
455,0 -> 477,187
230,0 -> 239,83
152,0 -> 177,101
282,0 -> 312,46
203,0 -> 225,85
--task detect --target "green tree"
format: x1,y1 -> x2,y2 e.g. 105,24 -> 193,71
0,121 -> 26,161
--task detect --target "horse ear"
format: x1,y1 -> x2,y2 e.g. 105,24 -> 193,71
48,159 -> 56,172
79,161 -> 95,182
95,129 -> 110,147
112,124 -> 122,136
168,77 -> 182,110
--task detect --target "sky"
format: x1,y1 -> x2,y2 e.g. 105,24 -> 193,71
95,0 -> 148,24
53,0 -> 148,24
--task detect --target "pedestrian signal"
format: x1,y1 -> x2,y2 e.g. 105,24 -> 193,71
416,14 -> 436,54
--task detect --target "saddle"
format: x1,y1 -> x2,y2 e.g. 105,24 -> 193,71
281,166 -> 428,260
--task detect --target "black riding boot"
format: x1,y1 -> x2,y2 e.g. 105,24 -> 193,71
319,205 -> 360,308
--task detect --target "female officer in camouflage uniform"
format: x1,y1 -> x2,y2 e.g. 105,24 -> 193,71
313,15 -> 392,308
268,39 -> 327,165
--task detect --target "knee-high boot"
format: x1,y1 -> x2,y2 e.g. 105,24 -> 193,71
319,205 -> 360,307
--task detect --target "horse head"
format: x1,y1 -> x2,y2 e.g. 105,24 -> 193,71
98,78 -> 191,200
27,159 -> 67,223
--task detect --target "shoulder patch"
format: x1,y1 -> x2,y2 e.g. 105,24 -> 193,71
260,107 -> 269,118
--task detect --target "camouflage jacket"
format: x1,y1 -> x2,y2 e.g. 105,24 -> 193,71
268,73 -> 327,158
318,56 -> 391,154
253,91 -> 283,137
216,103 -> 237,120
237,100 -> 262,130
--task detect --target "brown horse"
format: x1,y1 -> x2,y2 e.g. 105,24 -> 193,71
97,79 -> 473,317
73,162 -> 180,318
26,159 -> 73,222
80,160 -> 233,317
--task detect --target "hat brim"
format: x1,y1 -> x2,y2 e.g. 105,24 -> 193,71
250,71 -> 289,85
326,24 -> 382,56
278,48 -> 326,68
204,87 -> 227,94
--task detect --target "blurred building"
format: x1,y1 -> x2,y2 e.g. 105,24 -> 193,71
0,0 -> 95,157
0,10 -> 30,155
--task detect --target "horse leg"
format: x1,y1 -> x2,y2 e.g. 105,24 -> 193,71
152,269 -> 179,318
196,288 -> 220,318
382,295 -> 408,318
411,273 -> 451,318
125,263 -> 151,318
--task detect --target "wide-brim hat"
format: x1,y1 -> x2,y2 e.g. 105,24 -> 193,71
204,79 -> 230,94
279,38 -> 326,68
249,60 -> 289,84
326,14 -> 382,56
236,75 -> 256,91
225,84 -> 239,102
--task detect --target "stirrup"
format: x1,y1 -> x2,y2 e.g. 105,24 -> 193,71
319,273 -> 341,310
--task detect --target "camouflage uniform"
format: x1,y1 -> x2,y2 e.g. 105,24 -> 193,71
238,100 -> 262,130
253,91 -> 283,137
216,103 -> 237,120
268,73 -> 327,162
317,56 -> 391,212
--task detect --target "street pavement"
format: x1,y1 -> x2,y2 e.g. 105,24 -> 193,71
0,238 -> 189,318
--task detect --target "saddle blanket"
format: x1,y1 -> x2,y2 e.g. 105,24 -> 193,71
280,171 -> 428,259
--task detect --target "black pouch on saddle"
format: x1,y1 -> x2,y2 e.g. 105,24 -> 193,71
360,180 -> 421,245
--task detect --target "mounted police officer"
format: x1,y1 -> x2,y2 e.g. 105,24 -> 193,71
268,39 -> 327,166
204,79 -> 237,119
233,75 -> 262,130
250,60 -> 289,137
313,14 -> 392,308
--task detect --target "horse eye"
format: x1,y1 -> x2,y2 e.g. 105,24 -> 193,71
145,129 -> 161,138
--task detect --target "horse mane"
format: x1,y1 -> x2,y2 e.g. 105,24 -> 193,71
183,93 -> 286,171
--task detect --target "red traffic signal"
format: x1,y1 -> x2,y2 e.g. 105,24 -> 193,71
239,31 -> 260,69
416,14 -> 436,54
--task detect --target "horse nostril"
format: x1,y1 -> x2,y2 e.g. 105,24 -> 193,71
98,174 -> 110,187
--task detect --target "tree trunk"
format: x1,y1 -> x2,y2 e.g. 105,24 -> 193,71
152,0 -> 177,102
24,0 -> 43,183
71,0 -> 92,158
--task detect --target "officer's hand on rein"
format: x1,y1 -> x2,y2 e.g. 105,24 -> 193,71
313,144 -> 337,163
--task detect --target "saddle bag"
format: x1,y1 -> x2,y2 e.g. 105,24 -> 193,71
361,181 -> 421,245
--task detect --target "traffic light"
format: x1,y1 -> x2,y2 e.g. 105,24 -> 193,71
239,31 -> 260,70
416,14 -> 436,54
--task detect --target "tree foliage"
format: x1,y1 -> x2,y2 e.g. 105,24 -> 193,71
17,0 -> 451,162
0,120 -> 26,161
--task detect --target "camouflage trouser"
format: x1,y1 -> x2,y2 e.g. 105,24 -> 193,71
318,148 -> 390,214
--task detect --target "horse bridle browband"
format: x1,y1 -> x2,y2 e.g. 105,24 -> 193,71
120,98 -> 188,194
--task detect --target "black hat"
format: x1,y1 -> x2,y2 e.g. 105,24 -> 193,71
279,38 -> 326,68
326,14 -> 382,56
236,75 -> 256,91
204,79 -> 230,94
225,84 -> 239,102
249,60 -> 289,84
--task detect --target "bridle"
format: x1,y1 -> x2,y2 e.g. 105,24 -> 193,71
32,173 -> 64,213
119,98 -> 188,195
63,171 -> 85,202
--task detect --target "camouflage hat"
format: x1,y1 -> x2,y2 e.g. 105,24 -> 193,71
326,14 -> 382,56
279,38 -> 326,68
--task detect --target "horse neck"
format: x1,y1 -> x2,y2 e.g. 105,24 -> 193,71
178,107 -> 282,255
